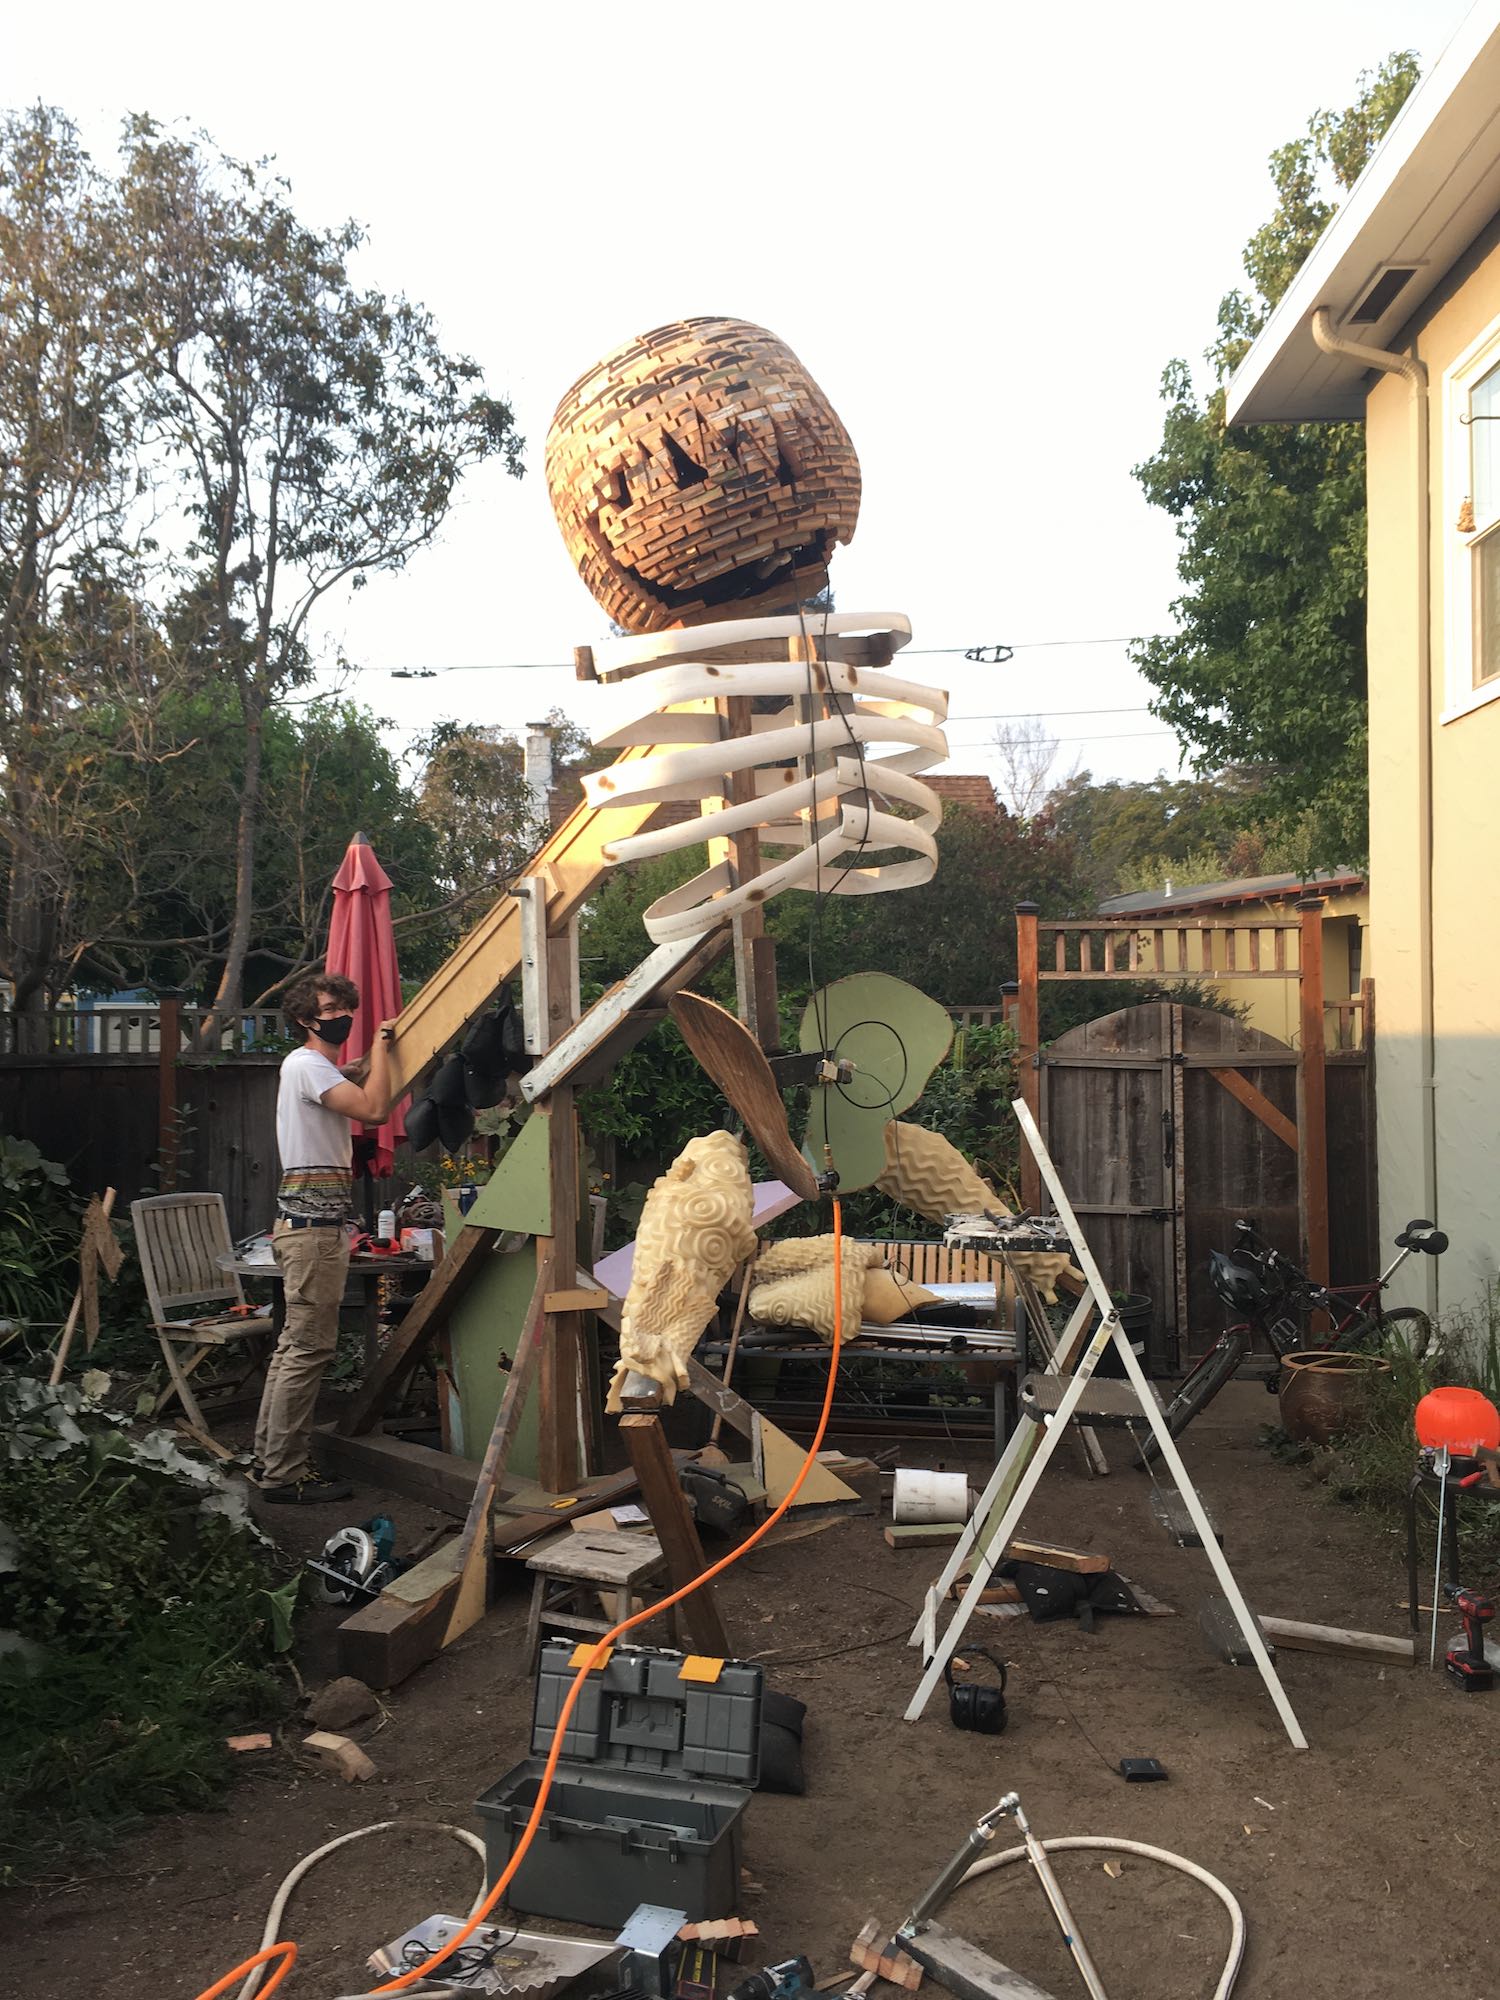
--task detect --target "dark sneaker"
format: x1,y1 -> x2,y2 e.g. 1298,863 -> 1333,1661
258,1468 -> 354,1505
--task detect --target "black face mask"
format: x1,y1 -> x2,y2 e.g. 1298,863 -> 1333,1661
310,1014 -> 354,1047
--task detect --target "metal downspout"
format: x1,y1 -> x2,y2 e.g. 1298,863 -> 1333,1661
1310,308 -> 1437,1316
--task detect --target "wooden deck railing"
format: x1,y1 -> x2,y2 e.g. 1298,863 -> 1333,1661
0,1006 -> 287,1059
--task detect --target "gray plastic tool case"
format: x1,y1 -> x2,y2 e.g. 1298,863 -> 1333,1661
477,1641 -> 763,1927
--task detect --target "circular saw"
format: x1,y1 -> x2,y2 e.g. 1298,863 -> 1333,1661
309,1516 -> 401,1605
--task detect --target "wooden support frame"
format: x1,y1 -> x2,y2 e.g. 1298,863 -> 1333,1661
620,1412 -> 732,1656
1016,903 -> 1041,1212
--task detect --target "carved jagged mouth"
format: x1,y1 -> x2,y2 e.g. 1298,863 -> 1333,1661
586,521 -> 837,618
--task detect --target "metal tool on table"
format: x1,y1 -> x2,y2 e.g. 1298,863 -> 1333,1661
897,1792 -> 1108,2000
941,1213 -> 1073,1257
1443,1584 -> 1496,1692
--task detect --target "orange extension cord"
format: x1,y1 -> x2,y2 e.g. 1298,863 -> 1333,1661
194,1201 -> 846,2000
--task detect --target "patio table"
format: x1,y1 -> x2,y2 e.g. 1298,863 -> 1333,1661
218,1246 -> 433,1372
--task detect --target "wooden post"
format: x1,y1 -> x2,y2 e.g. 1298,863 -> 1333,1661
1015,906 -> 1041,1211
1000,980 -> 1020,1032
619,1412 -> 732,1656
1298,899 -> 1329,1286
538,926 -> 582,1492
157,997 -> 180,1192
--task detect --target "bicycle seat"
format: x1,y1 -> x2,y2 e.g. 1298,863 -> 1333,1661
1397,1220 -> 1449,1255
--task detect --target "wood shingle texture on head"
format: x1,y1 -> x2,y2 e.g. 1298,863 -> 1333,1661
545,317 -> 862,633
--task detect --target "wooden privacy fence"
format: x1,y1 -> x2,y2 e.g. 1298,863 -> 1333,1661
1010,900 -> 1376,1372
0,1049 -> 282,1240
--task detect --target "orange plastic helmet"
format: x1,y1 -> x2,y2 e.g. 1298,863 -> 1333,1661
1414,1385 -> 1500,1454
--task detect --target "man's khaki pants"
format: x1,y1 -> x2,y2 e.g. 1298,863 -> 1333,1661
254,1220 -> 351,1485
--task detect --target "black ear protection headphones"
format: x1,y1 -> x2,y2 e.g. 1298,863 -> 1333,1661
944,1649 -> 1008,1733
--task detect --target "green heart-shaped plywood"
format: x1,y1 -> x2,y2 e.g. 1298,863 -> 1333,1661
799,973 -> 955,1190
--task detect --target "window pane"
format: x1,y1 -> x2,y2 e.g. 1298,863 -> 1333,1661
1474,526 -> 1500,685
1473,362 -> 1500,524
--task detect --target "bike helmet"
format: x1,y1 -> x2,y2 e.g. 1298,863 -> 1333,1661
1209,1248 -> 1270,1314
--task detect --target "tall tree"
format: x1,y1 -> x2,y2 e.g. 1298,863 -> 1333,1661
1131,53 -> 1420,866
0,107 -> 150,1036
118,120 -> 524,1039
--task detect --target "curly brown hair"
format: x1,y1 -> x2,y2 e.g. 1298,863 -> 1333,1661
282,971 -> 359,1033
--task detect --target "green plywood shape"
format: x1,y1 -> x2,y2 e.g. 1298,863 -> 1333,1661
799,974 -> 954,1191
446,1244 -> 542,1479
461,1113 -> 552,1236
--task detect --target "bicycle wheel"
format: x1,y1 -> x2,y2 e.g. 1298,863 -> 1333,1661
1335,1304 -> 1434,1362
1132,1334 -> 1246,1469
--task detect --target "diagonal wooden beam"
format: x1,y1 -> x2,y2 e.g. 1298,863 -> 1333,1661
1209,1065 -> 1298,1152
385,745 -> 667,1097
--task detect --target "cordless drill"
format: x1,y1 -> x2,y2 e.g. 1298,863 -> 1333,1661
725,1958 -> 813,2000
1444,1585 -> 1495,1692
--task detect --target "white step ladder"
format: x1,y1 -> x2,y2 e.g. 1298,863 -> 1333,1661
904,1099 -> 1308,1752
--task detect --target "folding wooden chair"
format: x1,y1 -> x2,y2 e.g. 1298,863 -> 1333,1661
130,1194 -> 274,1432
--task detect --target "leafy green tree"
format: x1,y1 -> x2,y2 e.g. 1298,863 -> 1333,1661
1131,53 -> 1420,866
117,119 -> 524,1040
74,694 -> 444,998
1045,768 -> 1277,902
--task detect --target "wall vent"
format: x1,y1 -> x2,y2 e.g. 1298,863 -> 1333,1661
1347,266 -> 1418,325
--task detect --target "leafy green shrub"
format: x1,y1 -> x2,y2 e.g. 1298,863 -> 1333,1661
0,1137 -> 81,1332
0,1375 -> 298,1882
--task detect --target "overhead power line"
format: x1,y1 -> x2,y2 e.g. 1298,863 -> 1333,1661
366,633 -> 1169,678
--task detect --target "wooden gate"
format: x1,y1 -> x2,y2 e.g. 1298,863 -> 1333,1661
1039,1002 -> 1359,1372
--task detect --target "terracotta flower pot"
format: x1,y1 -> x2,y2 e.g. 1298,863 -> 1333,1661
1278,1349 -> 1390,1446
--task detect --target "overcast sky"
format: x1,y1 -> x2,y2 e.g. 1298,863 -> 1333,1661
7,1 -> 1478,798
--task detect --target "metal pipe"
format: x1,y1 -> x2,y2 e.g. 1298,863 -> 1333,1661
1310,309 -> 1437,1319
1006,1797 -> 1110,2000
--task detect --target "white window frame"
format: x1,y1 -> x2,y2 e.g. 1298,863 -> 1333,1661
1443,318 -> 1500,723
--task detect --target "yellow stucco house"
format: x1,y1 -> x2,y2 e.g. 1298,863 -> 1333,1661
1097,869 -> 1368,1047
1227,4 -> 1500,1317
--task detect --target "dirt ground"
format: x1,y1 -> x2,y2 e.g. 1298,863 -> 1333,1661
8,1383 -> 1499,2000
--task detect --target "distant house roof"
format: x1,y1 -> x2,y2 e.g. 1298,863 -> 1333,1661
1098,868 -> 1366,919
1227,6 -> 1500,424
927,775 -> 1000,816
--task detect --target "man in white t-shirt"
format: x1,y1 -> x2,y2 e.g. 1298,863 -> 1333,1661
253,971 -> 399,1503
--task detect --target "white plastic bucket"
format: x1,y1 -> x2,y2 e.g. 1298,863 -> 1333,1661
892,1467 -> 971,1524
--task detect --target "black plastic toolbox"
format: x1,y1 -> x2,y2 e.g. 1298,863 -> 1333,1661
477,1641 -> 763,1928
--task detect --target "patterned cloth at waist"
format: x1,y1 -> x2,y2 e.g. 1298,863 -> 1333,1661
277,1166 -> 353,1222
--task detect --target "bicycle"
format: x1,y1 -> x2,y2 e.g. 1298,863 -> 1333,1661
1133,1216 -> 1448,1466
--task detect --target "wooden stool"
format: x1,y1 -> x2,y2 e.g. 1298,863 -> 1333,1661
523,1529 -> 678,1672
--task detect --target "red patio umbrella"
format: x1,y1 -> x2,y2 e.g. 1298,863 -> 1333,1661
325,831 -> 406,1181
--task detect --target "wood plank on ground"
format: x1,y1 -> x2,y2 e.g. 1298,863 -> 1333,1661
1259,1616 -> 1414,1664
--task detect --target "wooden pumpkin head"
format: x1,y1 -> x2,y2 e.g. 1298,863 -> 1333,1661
546,316 -> 861,633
